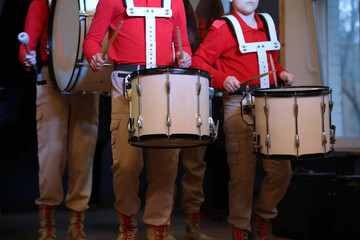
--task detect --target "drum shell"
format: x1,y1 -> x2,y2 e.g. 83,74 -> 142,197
253,86 -> 333,159
127,68 -> 212,148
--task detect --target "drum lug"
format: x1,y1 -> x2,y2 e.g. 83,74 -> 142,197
329,101 -> 334,113
196,114 -> 202,127
330,125 -> 336,144
127,118 -> 135,134
295,134 -> 300,147
209,117 -> 214,131
265,134 -> 271,148
322,132 -> 327,145
252,133 -> 262,151
166,81 -> 171,94
209,87 -> 214,100
167,113 -> 172,127
197,83 -> 202,95
136,84 -> 142,96
321,102 -> 326,115
137,115 -> 143,128
252,132 -> 257,145
294,103 -> 299,117
263,104 -> 269,117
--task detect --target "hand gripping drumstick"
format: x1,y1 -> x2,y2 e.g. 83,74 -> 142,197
102,21 -> 123,60
18,32 -> 37,70
177,26 -> 184,59
240,70 -> 276,86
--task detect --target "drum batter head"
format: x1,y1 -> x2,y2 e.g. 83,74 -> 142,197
47,0 -> 112,94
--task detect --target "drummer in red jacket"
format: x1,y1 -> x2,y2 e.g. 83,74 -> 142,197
19,1 -> 99,239
192,0 -> 294,239
83,0 -> 191,239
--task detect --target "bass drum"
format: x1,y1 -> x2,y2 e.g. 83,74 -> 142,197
47,0 -> 112,94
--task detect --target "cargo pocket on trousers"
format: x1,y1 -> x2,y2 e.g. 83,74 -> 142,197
226,141 -> 240,165
110,119 -> 121,145
110,119 -> 121,161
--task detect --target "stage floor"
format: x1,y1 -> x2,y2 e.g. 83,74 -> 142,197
0,205 -> 293,240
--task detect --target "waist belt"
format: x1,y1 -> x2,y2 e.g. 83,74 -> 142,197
114,64 -> 146,72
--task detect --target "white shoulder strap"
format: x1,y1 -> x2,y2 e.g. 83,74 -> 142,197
222,13 -> 280,88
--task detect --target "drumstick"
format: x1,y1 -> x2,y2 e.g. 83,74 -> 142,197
240,70 -> 276,86
102,21 -> 123,60
177,26 -> 184,59
269,53 -> 278,87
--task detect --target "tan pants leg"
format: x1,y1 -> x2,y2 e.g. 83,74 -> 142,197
252,159 -> 292,220
142,148 -> 180,226
111,80 -> 143,216
35,67 -> 99,212
223,94 -> 257,231
64,93 -> 99,212
180,146 -> 207,214
223,93 -> 292,231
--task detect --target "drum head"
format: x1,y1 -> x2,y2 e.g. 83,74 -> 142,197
48,0 -> 112,93
252,86 -> 331,97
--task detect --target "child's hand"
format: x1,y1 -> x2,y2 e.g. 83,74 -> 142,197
90,53 -> 107,72
23,50 -> 36,67
176,51 -> 192,68
223,76 -> 240,93
280,71 -> 294,86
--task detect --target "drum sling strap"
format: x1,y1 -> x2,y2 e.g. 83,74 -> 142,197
222,13 -> 280,89
125,0 -> 172,69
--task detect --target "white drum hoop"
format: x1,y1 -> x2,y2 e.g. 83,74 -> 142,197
47,0 -> 112,94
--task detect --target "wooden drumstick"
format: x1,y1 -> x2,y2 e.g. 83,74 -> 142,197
102,21 -> 123,60
240,70 -> 276,86
177,26 -> 184,59
269,53 -> 278,87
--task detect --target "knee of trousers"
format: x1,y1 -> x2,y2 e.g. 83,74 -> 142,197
263,160 -> 292,187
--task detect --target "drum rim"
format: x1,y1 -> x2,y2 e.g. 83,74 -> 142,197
252,86 -> 331,97
125,67 -> 212,81
47,0 -> 83,94
129,134 -> 214,148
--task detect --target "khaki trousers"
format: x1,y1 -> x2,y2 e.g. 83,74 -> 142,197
35,67 -> 99,212
180,146 -> 207,214
111,73 -> 179,226
223,93 -> 292,231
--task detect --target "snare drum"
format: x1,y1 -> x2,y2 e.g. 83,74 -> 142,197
252,86 -> 335,160
47,0 -> 112,94
125,67 -> 217,148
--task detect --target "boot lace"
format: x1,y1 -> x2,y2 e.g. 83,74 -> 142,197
189,211 -> 204,232
74,212 -> 85,237
40,206 -> 56,237
233,228 -> 248,240
119,213 -> 135,240
257,220 -> 268,240
147,225 -> 168,240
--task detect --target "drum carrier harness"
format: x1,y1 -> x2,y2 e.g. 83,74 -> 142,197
222,13 -> 280,89
125,0 -> 172,69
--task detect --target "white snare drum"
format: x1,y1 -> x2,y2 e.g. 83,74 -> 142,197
47,0 -> 112,94
125,68 -> 217,148
252,86 -> 335,160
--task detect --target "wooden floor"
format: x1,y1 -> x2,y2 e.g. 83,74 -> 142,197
0,206 -> 293,240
